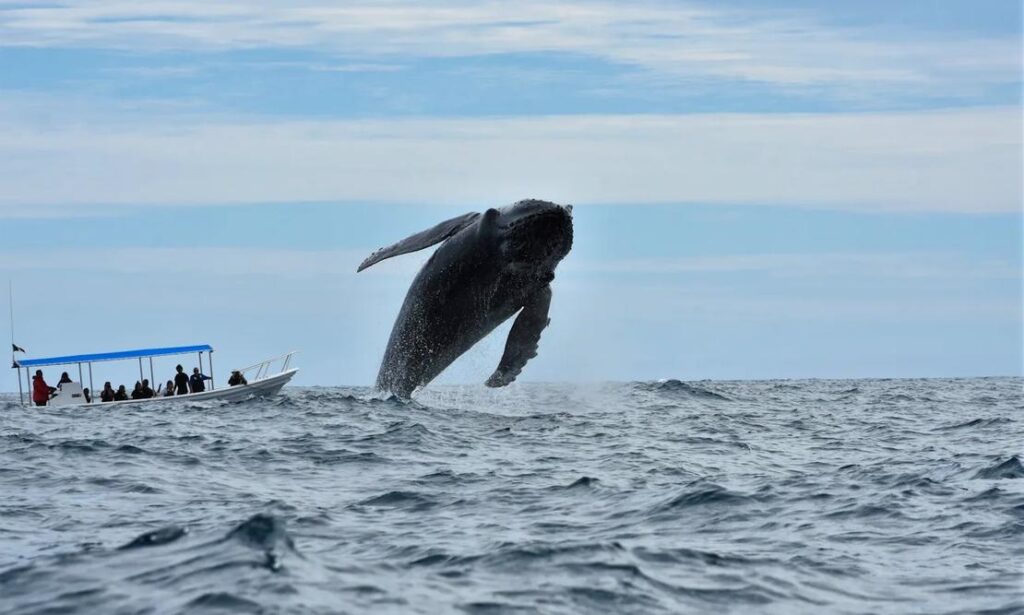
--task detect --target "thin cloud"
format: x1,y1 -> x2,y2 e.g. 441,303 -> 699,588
565,253 -> 1022,280
105,65 -> 205,79
2,247 -> 1017,283
0,1 -> 1018,96
0,105 -> 1018,214
0,247 -> 420,277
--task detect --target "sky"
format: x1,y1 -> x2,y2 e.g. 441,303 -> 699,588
1,0 -> 1021,391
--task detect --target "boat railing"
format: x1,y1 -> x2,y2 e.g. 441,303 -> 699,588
238,351 -> 297,381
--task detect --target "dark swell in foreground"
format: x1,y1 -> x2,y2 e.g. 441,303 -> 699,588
1,378 -> 1021,613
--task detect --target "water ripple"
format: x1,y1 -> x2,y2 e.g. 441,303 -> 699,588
0,377 -> 1020,613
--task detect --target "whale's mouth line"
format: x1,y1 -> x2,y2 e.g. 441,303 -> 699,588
503,207 -> 573,265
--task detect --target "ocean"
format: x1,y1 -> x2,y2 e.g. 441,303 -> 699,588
1,378 -> 1021,614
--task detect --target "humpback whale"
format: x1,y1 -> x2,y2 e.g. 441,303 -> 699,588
357,199 -> 574,397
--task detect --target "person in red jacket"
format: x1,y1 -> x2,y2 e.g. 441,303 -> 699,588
32,370 -> 54,407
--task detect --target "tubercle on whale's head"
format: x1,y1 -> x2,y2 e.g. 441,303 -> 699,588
494,199 -> 573,270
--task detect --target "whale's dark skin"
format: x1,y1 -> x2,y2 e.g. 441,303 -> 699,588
357,199 -> 573,397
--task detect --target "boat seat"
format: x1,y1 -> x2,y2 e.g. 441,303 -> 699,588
50,382 -> 87,407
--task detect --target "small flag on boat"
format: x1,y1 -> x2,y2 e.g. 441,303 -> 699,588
12,343 -> 25,352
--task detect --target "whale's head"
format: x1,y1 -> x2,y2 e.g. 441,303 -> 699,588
490,199 -> 574,272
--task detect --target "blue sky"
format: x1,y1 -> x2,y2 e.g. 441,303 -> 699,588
1,1 -> 1021,389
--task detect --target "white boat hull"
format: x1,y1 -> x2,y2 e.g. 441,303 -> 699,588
73,369 -> 299,408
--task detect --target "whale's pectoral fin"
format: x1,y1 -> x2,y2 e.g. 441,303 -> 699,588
486,286 -> 552,388
357,212 -> 481,272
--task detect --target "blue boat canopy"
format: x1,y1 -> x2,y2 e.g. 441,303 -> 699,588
14,345 -> 213,368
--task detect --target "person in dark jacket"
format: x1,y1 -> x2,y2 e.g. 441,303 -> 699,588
130,381 -> 144,400
189,367 -> 211,393
114,385 -> 129,401
32,370 -> 54,407
173,365 -> 190,395
100,381 -> 115,402
83,388 -> 91,403
227,370 -> 247,386
58,371 -> 73,386
140,379 -> 154,399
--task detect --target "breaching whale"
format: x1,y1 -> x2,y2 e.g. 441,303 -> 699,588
357,199 -> 574,397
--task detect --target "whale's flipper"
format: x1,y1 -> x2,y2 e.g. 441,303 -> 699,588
357,212 -> 481,272
486,286 -> 552,388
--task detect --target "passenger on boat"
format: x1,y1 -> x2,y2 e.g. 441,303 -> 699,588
190,367 -> 211,393
32,370 -> 55,407
58,372 -> 73,386
174,365 -> 190,395
140,379 -> 154,399
83,388 -> 92,404
114,384 -> 129,401
228,370 -> 247,386
100,381 -> 115,402
163,380 -> 175,397
130,381 -> 144,400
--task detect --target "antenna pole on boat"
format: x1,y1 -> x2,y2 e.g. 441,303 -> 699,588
7,279 -> 13,359
9,279 -> 23,405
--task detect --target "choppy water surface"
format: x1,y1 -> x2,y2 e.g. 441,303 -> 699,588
1,378 -> 1021,614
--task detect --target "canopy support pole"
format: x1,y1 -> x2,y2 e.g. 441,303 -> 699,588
138,357 -> 144,384
24,367 -> 30,407
149,357 -> 154,387
209,351 -> 214,390
88,363 -> 94,401
17,366 -> 23,405
77,362 -> 83,386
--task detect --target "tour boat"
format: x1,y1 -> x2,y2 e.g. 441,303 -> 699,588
11,344 -> 298,407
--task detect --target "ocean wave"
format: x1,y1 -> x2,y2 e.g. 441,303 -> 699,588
634,379 -> 732,400
974,456 -> 1024,480
648,482 -> 755,515
935,417 -> 1014,431
226,514 -> 295,554
119,526 -> 189,550
0,378 -> 1021,613
355,490 -> 438,511
561,476 -> 599,489
185,592 -> 264,610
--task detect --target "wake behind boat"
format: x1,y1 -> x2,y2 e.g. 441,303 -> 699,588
12,345 -> 298,408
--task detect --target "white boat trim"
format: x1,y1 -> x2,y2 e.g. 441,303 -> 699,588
89,368 -> 299,407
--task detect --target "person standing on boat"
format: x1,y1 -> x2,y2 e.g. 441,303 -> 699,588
32,370 -> 54,407
58,372 -> 73,387
140,379 -> 154,399
174,365 -> 189,395
100,381 -> 115,402
189,367 -> 211,393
